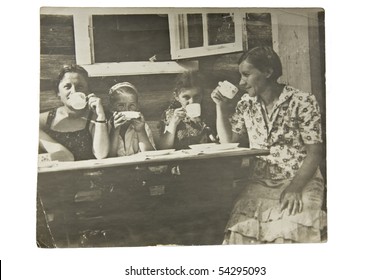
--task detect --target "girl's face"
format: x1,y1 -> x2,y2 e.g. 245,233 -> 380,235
238,60 -> 271,97
57,72 -> 89,107
111,92 -> 139,112
175,88 -> 202,108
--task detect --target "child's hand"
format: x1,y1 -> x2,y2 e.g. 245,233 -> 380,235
112,111 -> 127,129
131,113 -> 146,132
171,108 -> 186,126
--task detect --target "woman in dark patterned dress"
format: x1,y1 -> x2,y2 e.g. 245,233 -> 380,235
39,65 -> 109,161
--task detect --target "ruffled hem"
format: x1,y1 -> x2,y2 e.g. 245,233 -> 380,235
224,208 -> 327,244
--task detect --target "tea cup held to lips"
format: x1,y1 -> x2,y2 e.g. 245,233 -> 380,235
68,92 -> 87,110
185,103 -> 201,118
218,80 -> 239,99
121,111 -> 141,120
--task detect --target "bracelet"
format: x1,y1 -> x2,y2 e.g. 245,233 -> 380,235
95,119 -> 107,123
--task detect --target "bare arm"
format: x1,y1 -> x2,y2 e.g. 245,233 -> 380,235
212,89 -> 238,143
39,111 -> 75,161
88,94 -> 110,159
216,104 -> 234,143
90,121 -> 110,159
109,127 -> 120,157
137,129 -> 155,152
39,129 -> 75,161
159,122 -> 178,149
132,115 -> 155,152
158,108 -> 186,149
108,112 -> 126,157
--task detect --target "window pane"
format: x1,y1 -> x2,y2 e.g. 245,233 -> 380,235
92,15 -> 171,62
207,13 -> 235,46
187,14 -> 203,48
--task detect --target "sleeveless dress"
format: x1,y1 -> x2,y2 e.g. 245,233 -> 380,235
43,108 -> 95,161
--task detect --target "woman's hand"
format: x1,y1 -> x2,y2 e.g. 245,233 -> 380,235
112,111 -> 127,129
171,108 -> 186,126
211,88 -> 229,106
278,144 -> 323,216
280,189 -> 303,216
131,113 -> 146,132
87,93 -> 106,120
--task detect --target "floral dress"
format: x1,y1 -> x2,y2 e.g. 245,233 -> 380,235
160,108 -> 209,150
224,85 -> 327,244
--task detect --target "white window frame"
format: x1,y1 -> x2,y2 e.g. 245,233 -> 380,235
169,11 -> 245,59
41,7 -> 246,77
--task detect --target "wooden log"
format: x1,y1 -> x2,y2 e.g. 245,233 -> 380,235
40,15 -> 75,55
40,54 -> 76,80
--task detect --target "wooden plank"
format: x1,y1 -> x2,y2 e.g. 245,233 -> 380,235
308,10 -> 326,112
81,61 -> 199,77
40,15 -> 75,55
40,25 -> 75,55
73,13 -> 93,65
40,14 -> 73,25
40,90 -> 62,112
40,54 -> 76,80
38,148 -> 269,173
271,10 -> 312,93
37,157 -> 242,246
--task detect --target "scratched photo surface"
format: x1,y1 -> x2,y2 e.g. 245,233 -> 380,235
37,7 -> 326,248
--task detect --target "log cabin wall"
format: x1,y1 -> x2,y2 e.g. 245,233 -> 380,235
40,13 -> 274,139
40,11 -> 325,145
40,14 -> 174,138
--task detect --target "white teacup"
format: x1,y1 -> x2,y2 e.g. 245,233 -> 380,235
218,80 -> 238,99
186,103 -> 201,118
68,92 -> 87,110
121,111 -> 141,120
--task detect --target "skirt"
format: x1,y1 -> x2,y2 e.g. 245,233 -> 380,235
223,169 -> 327,244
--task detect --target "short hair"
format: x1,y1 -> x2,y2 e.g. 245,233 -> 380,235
238,46 -> 282,81
55,64 -> 89,93
173,71 -> 205,96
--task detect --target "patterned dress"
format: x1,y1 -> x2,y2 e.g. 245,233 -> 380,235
160,108 -> 209,150
43,108 -> 95,161
224,85 -> 327,244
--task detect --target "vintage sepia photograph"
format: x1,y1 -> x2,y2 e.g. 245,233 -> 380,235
37,7 -> 327,248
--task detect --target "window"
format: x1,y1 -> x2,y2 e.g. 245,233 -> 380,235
41,8 -> 246,76
169,12 -> 245,59
92,14 -> 171,63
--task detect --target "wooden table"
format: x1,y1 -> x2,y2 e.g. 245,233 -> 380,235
37,148 -> 269,248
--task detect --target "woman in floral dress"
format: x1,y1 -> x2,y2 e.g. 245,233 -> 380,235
212,46 -> 327,244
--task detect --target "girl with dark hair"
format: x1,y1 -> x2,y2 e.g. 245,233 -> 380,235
159,71 -> 216,150
39,64 -> 110,161
212,46 -> 326,244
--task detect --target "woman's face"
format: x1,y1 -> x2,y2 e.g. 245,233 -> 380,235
111,93 -> 139,112
238,60 -> 271,97
175,88 -> 202,108
57,72 -> 89,107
